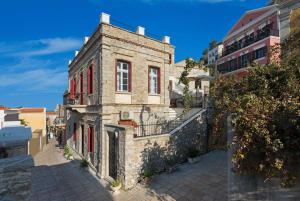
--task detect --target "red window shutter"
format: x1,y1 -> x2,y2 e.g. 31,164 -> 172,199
115,61 -> 118,91
91,127 -> 94,153
129,62 -> 132,92
74,78 -> 76,95
90,65 -> 93,94
158,68 -> 161,94
148,67 -> 150,93
87,67 -> 90,95
88,127 -> 91,152
70,80 -> 73,97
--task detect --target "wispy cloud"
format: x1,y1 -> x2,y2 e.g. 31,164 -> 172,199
0,37 -> 81,57
0,68 -> 67,92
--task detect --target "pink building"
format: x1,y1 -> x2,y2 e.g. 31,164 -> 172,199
217,5 -> 280,76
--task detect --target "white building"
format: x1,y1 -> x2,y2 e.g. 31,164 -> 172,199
208,44 -> 224,65
0,108 -> 21,129
169,59 -> 210,108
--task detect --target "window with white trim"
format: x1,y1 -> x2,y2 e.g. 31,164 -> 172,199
149,67 -> 159,94
117,61 -> 129,92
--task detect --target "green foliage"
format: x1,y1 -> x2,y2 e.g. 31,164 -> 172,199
210,31 -> 300,187
179,58 -> 207,112
80,159 -> 89,168
20,119 -> 28,126
209,40 -> 218,50
111,180 -> 121,187
143,170 -> 154,178
64,145 -> 73,159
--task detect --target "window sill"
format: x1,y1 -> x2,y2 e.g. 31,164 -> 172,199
148,94 -> 160,96
254,56 -> 266,62
115,91 -> 131,95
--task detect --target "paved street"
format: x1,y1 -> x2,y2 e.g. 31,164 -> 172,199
29,139 -> 227,201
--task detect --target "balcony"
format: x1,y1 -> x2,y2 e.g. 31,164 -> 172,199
221,27 -> 279,58
66,93 -> 87,113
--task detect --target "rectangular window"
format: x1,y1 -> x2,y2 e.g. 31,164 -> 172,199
148,67 -> 160,94
87,64 -> 93,95
116,60 -> 131,92
255,47 -> 267,59
241,54 -> 248,67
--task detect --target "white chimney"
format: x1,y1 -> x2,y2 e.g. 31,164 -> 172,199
162,36 -> 170,44
100,13 -> 110,24
84,36 -> 89,44
136,26 -> 145,36
75,51 -> 79,57
68,60 -> 72,65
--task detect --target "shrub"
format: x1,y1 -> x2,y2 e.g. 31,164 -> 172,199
210,31 -> 300,187
64,145 -> 71,155
80,159 -> 89,168
143,170 -> 153,178
111,180 -> 121,187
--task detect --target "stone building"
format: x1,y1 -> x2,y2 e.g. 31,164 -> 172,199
65,13 -> 178,185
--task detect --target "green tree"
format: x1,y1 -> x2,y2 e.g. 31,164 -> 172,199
210,31 -> 300,187
209,40 -> 218,50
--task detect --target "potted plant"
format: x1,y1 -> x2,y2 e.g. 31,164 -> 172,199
110,180 -> 122,193
187,147 -> 199,164
80,159 -> 89,169
64,145 -> 73,160
141,170 -> 153,185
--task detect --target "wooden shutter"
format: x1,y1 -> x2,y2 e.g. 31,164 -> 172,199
115,61 -> 118,91
158,68 -> 161,94
128,62 -> 132,92
148,67 -> 150,93
70,80 -> 74,97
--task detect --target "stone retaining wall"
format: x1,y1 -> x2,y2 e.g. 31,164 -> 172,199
0,155 -> 33,201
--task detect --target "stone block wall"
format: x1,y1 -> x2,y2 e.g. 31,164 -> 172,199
114,110 -> 208,190
0,155 -> 33,201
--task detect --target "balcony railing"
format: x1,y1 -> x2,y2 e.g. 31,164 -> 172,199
221,28 -> 279,58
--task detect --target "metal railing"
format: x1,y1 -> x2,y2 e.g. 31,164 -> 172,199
134,109 -> 204,138
221,29 -> 279,58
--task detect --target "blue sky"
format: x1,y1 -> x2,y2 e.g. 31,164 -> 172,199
0,0 -> 268,110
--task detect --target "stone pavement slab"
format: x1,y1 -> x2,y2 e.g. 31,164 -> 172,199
29,139 -> 228,201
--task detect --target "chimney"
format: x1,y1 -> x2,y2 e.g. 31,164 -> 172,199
136,26 -> 145,36
162,36 -> 170,44
75,51 -> 79,57
84,36 -> 89,44
100,13 -> 110,24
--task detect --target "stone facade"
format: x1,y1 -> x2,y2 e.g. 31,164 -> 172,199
66,15 -> 175,181
104,109 -> 207,190
0,155 -> 33,201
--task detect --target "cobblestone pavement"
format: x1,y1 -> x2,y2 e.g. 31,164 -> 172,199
29,139 -> 227,201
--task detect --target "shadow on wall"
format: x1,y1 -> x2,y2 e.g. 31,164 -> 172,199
140,112 -> 208,176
